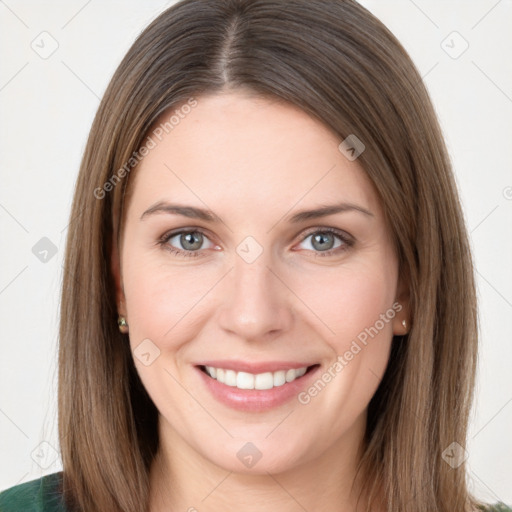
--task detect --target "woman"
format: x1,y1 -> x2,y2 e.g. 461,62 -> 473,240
0,0 -> 509,511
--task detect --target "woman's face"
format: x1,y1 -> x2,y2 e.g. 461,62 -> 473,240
113,90 -> 407,474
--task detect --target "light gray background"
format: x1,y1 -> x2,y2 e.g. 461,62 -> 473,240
1,0 -> 511,504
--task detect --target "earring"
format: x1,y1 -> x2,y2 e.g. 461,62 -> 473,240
118,315 -> 129,333
401,319 -> 407,330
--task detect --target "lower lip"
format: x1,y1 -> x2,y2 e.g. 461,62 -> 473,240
195,365 -> 320,412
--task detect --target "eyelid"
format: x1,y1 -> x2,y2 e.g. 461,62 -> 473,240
297,225 -> 354,243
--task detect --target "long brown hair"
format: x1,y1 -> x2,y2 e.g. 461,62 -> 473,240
59,1 -> 479,510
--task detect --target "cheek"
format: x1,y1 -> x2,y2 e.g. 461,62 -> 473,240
295,258 -> 398,346
292,257 -> 398,419
121,254 -> 212,417
122,251 -> 218,347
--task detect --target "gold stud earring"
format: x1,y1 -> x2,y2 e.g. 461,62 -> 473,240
118,315 -> 129,333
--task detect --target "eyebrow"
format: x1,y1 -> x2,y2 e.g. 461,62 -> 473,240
140,201 -> 373,223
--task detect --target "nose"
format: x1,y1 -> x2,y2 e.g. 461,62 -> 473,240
217,252 -> 294,342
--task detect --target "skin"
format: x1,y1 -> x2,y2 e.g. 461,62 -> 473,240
112,90 -> 409,512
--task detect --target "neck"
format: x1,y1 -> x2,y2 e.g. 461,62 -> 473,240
148,412 -> 381,512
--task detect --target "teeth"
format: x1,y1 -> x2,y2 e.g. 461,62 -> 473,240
225,369 -> 237,386
237,371 -> 255,389
255,372 -> 273,390
204,365 -> 309,390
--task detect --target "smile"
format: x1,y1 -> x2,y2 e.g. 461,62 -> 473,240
200,365 -> 309,390
195,360 -> 321,411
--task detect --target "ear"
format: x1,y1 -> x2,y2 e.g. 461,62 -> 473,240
111,233 -> 126,317
392,271 -> 410,336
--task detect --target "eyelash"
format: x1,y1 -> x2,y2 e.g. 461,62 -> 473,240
157,227 -> 354,259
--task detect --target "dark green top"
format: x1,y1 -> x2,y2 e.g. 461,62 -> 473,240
0,472 -> 510,511
0,473 -> 67,511
478,505 -> 512,512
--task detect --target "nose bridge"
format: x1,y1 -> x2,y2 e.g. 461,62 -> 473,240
218,246 -> 292,339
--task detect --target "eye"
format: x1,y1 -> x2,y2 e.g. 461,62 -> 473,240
158,227 -> 354,258
296,228 -> 354,257
158,229 -> 216,258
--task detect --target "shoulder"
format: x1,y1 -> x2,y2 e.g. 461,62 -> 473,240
0,472 -> 67,512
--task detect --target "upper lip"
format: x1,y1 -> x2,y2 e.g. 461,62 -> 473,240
196,360 -> 318,374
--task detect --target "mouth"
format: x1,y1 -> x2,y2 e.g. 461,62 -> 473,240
198,364 -> 319,390
195,362 -> 321,412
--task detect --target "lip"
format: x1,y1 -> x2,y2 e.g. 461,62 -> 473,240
195,362 -> 320,412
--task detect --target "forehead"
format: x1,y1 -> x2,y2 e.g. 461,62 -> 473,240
127,91 -> 380,218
